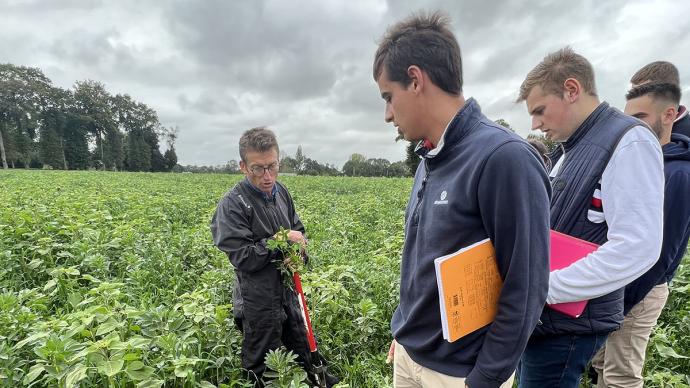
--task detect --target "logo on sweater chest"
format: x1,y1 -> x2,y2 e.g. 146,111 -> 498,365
434,190 -> 449,205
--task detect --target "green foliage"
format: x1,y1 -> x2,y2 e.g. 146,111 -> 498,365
1,64 -> 174,172
404,142 -> 420,176
342,155 -> 407,177
267,227 -> 307,282
2,170 -> 683,387
125,132 -> 152,172
494,118 -> 513,131
263,348 -> 309,388
38,125 -> 64,169
644,258 -> 690,385
164,148 -> 178,172
0,170 -> 407,387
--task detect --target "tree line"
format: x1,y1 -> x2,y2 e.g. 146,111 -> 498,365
175,123 -> 557,178
175,145 -> 410,177
1,62 -> 555,177
0,63 -> 177,171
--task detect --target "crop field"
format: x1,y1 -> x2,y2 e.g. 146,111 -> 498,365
0,170 -> 688,387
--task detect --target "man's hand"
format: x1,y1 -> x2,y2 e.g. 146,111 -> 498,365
386,340 -> 395,364
286,230 -> 307,246
286,230 -> 308,256
277,230 -> 307,271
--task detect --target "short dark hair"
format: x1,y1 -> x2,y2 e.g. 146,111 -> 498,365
239,127 -> 279,162
373,11 -> 463,95
630,61 -> 680,86
517,47 -> 597,102
625,82 -> 681,105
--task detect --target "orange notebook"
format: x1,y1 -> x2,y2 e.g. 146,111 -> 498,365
547,230 -> 599,318
434,239 -> 503,343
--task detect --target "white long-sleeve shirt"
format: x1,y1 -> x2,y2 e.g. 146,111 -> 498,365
546,125 -> 664,304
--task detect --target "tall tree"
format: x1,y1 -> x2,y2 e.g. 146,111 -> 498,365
0,64 -> 51,168
295,145 -> 305,173
405,142 -> 421,176
125,132 -> 151,171
163,125 -> 179,171
63,112 -> 91,169
0,120 -> 8,169
495,118 -> 514,131
73,80 -> 116,169
38,124 -> 63,168
39,87 -> 75,169
112,94 -> 164,172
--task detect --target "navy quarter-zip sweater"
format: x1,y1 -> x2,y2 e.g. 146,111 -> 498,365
391,98 -> 551,388
624,133 -> 690,314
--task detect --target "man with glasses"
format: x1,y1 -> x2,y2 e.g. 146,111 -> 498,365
211,127 -> 338,387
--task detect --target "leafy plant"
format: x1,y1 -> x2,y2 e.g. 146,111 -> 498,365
267,227 -> 307,289
262,348 -> 309,388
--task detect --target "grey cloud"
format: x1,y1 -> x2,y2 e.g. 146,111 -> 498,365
2,0 -> 690,167
177,91 -> 239,115
161,1 -> 342,100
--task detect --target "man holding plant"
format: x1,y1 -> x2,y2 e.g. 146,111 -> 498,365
210,127 -> 337,387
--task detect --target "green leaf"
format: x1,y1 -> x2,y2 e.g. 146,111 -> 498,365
125,362 -> 155,381
64,267 -> 80,276
64,364 -> 88,387
67,348 -> 92,363
23,364 -> 45,385
174,365 -> 192,378
96,317 -> 119,336
81,274 -> 101,283
655,344 -> 689,359
123,353 -> 140,361
127,361 -> 145,370
43,279 -> 57,292
126,336 -> 150,349
136,379 -> 164,388
97,359 -> 124,377
64,324 -> 86,339
14,332 -> 48,349
198,381 -> 217,388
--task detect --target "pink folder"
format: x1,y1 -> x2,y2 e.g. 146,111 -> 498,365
547,230 -> 600,318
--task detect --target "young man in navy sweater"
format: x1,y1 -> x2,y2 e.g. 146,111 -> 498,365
373,11 -> 551,388
591,82 -> 690,387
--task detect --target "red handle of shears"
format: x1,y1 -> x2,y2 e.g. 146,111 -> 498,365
292,271 -> 318,352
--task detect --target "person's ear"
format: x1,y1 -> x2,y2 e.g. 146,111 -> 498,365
563,78 -> 582,102
662,105 -> 678,125
407,65 -> 424,93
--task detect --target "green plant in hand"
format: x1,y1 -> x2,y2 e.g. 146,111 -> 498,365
268,228 -> 307,288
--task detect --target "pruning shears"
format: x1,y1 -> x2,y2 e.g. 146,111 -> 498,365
292,271 -> 328,388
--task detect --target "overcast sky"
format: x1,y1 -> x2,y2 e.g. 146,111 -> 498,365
2,0 -> 690,167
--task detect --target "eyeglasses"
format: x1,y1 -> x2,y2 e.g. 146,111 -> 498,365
248,162 -> 279,177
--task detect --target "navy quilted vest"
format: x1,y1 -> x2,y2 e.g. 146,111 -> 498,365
535,102 -> 646,336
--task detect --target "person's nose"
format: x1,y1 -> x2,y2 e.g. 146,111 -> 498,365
385,104 -> 393,123
531,116 -> 543,131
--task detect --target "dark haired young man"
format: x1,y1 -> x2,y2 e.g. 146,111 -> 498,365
630,61 -> 690,138
591,82 -> 690,387
374,11 -> 551,388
